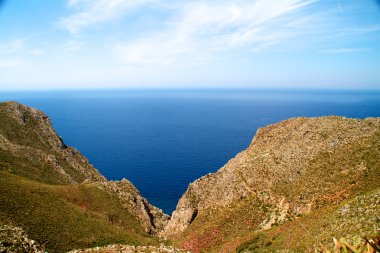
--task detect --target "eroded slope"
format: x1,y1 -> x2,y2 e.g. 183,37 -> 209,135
163,116 -> 380,252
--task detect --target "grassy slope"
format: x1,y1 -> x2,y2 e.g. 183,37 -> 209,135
0,102 -> 162,252
0,102 -> 103,184
0,171 -> 157,253
173,195 -> 271,253
0,103 -> 58,184
272,128 -> 380,211
0,147 -> 73,185
236,188 -> 380,253
174,188 -> 380,253
0,103 -> 49,150
172,125 -> 380,253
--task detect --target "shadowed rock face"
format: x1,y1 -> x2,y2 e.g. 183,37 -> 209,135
162,116 -> 380,238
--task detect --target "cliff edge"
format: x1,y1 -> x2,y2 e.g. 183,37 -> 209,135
162,116 -> 380,252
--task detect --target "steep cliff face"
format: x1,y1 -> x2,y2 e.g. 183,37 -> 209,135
162,116 -> 380,251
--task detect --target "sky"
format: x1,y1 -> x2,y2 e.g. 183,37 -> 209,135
0,0 -> 379,90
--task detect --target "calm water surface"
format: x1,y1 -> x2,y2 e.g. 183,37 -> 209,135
1,89 -> 379,214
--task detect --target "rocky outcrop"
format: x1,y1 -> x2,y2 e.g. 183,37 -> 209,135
68,244 -> 190,253
0,224 -> 44,253
162,116 -> 380,237
236,188 -> 380,252
0,102 -> 169,236
100,179 -> 170,234
0,101 -> 106,184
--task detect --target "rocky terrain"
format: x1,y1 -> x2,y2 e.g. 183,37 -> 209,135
0,101 -> 106,184
0,222 -> 187,253
0,102 -> 168,252
237,188 -> 380,252
0,223 -> 44,253
68,244 -> 190,253
162,116 -> 380,252
1,101 -> 379,253
100,180 -> 170,234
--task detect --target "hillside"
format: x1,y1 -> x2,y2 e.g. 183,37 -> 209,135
0,171 -> 156,252
162,116 -> 380,252
237,188 -> 380,252
1,101 -> 379,252
0,102 -> 169,252
0,102 -> 105,184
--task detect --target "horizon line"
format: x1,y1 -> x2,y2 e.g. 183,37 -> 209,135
1,86 -> 380,93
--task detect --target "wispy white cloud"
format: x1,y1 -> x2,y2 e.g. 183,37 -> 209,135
67,0 -> 81,7
0,39 -> 25,55
114,0 -> 318,65
0,40 -> 45,58
59,0 -> 380,66
59,0 -> 156,33
61,40 -> 86,52
320,47 -> 371,54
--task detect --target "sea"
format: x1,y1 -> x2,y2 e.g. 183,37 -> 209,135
0,89 -> 379,214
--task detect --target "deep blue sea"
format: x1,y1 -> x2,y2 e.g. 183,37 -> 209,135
0,89 -> 379,214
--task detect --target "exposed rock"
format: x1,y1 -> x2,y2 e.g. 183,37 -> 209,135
162,116 -> 380,237
0,224 -> 44,253
67,244 -> 190,253
0,101 -> 106,184
236,188 -> 380,252
100,179 -> 170,234
0,101 -> 168,240
326,188 -> 380,241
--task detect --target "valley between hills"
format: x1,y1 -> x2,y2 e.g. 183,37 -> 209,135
0,101 -> 379,253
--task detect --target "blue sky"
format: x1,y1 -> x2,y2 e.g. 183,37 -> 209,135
0,0 -> 379,90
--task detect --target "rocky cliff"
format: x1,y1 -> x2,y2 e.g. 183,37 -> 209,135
162,116 -> 380,252
0,101 -> 105,184
0,102 -> 169,252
